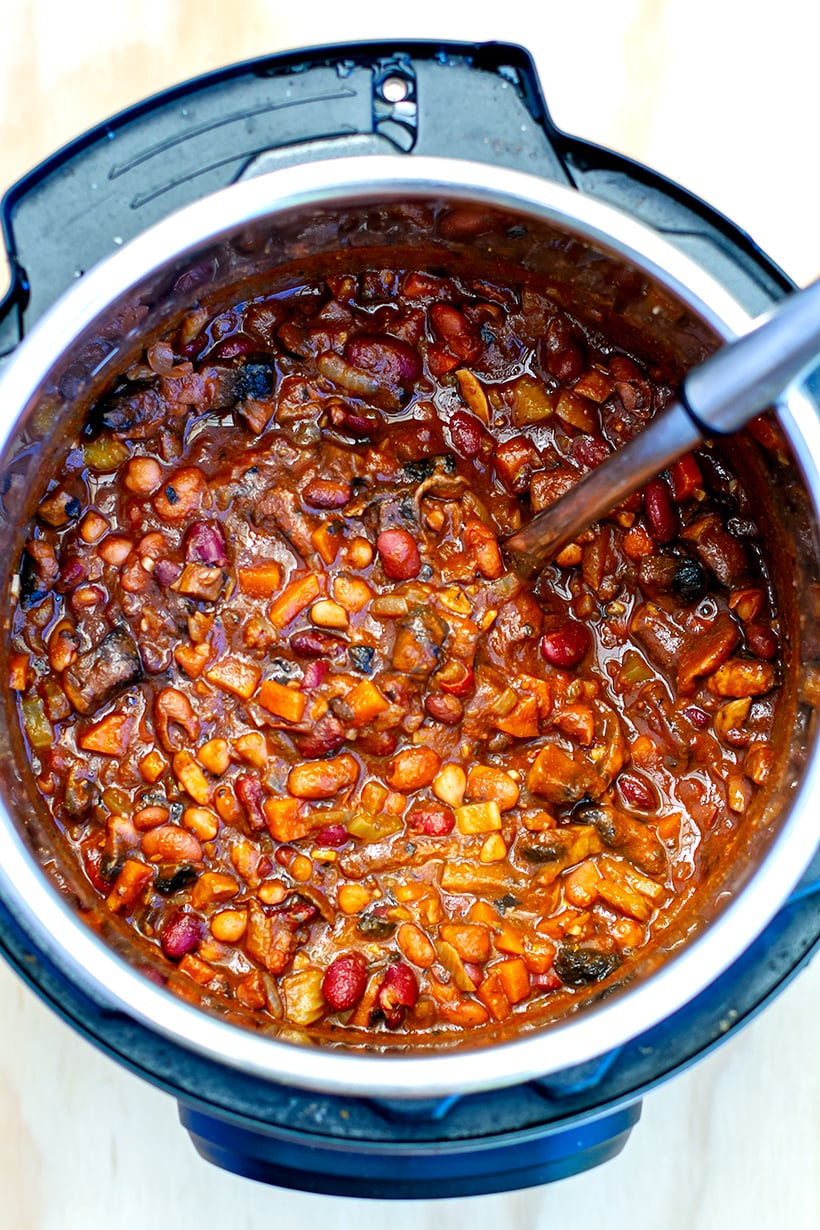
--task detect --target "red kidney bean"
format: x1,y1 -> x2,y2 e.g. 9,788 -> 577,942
314,824 -> 349,848
746,621 -> 778,659
355,728 -> 400,758
322,952 -> 368,1012
345,335 -> 421,385
56,557 -> 88,593
235,775 -> 266,830
435,661 -> 475,697
376,528 -> 421,580
463,962 -> 484,987
449,409 -> 483,459
301,660 -> 330,691
328,402 -> 380,438
617,771 -> 659,813
531,969 -> 563,992
377,962 -> 419,1027
429,304 -> 481,363
154,559 -> 182,587
541,318 -> 585,383
684,706 -> 710,729
184,521 -> 229,566
293,713 -> 346,758
211,335 -> 257,360
540,621 -> 591,668
569,434 -> 610,472
160,909 -> 203,960
644,478 -> 678,544
424,693 -> 464,725
302,477 -> 352,509
290,630 -> 346,659
408,804 -> 456,836
275,895 -> 319,927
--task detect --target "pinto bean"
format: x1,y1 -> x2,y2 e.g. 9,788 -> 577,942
141,825 -> 204,864
377,529 -> 421,580
385,746 -> 441,791
287,754 -> 360,799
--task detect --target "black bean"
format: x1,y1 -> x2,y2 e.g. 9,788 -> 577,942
672,557 -> 708,603
348,645 -> 376,675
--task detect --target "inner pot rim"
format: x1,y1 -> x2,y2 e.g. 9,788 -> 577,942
0,154 -> 818,1100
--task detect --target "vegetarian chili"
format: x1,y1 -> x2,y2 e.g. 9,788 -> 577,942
9,262 -> 784,1044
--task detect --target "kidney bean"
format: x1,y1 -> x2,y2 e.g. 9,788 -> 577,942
531,969 -> 563,992
449,409 -> 483,458
290,630 -> 346,659
541,318 -> 585,383
292,714 -> 346,759
376,528 -> 421,580
236,775 -> 266,830
322,951 -> 368,1011
56,557 -> 88,593
617,771 -> 659,813
345,335 -> 421,386
540,621 -> 591,668
745,621 -> 778,659
355,728 -> 400,758
301,660 -> 330,690
184,521 -> 229,566
377,962 -> 419,1027
326,400 -> 380,438
684,705 -> 710,729
463,961 -> 485,988
161,909 -> 204,960
424,693 -> 464,725
644,478 -> 678,544
408,804 -> 456,836
429,304 -> 481,363
154,559 -> 183,587
302,477 -> 352,509
434,661 -> 475,697
314,824 -> 349,848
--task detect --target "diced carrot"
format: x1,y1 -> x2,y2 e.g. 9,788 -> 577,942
178,954 -> 217,986
440,923 -> 491,963
622,523 -> 655,560
668,454 -> 703,502
205,656 -> 262,699
495,957 -> 531,1004
106,859 -> 153,913
495,924 -> 525,955
495,693 -> 539,737
238,561 -> 283,597
268,573 -> 324,629
466,900 -> 500,926
174,641 -> 212,679
79,711 -> 134,756
311,523 -> 344,565
258,679 -> 307,723
522,936 -> 557,975
139,749 -> 167,783
476,969 -> 512,1021
8,652 -> 29,691
346,679 -> 389,726
263,796 -> 311,843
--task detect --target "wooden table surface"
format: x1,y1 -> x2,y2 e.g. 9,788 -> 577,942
2,3 -> 819,1226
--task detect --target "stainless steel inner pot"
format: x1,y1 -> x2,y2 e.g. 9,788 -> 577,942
0,156 -> 818,1099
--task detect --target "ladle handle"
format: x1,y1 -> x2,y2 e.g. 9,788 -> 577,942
506,275 -> 820,572
682,274 -> 820,434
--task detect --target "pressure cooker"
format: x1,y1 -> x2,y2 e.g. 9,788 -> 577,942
0,40 -> 818,1198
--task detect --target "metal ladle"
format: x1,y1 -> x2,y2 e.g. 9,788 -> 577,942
504,276 -> 820,574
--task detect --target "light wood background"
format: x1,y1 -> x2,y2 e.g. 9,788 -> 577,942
2,3 -> 820,1227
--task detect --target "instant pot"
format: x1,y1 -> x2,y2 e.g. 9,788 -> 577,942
1,40 -> 819,1198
